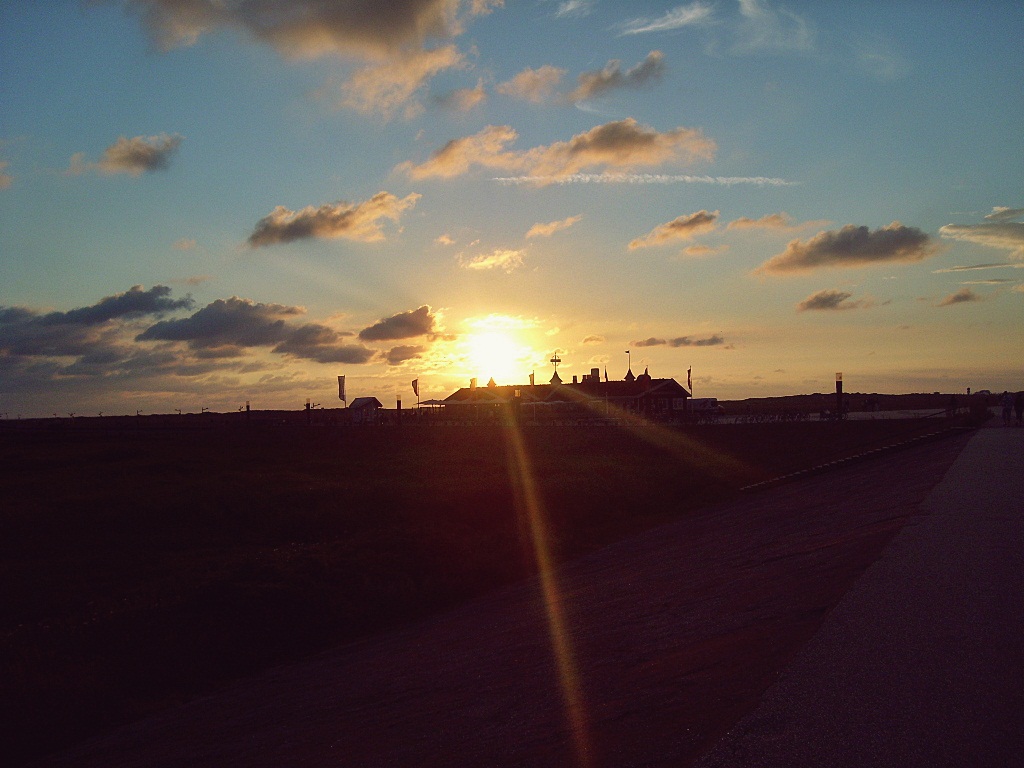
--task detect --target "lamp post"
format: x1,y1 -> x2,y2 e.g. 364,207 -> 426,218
836,372 -> 843,420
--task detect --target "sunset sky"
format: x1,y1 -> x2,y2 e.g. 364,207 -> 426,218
2,1 -> 1023,417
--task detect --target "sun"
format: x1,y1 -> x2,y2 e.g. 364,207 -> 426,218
464,329 -> 533,385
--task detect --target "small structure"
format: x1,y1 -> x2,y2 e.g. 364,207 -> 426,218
348,396 -> 383,425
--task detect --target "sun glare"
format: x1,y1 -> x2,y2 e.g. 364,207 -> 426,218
463,322 -> 535,385
460,315 -> 536,385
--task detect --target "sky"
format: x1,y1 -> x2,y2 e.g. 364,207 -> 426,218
1,0 -> 1023,417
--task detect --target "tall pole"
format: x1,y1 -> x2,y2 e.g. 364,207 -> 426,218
835,372 -> 843,420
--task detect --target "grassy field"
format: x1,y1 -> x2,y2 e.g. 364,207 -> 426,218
1,416 -> 961,764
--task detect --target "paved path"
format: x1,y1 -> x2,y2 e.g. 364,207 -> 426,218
696,425 -> 1024,767
33,427 -> 1015,768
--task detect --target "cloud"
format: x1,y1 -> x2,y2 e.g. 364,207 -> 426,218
725,212 -> 827,232
358,305 -> 437,341
247,192 -> 420,247
619,3 -> 715,35
68,133 -> 183,176
526,215 -> 582,239
755,222 -> 937,274
272,323 -> 375,364
383,344 -> 426,365
121,0 -> 483,58
138,296 -> 303,351
497,65 -> 566,103
567,51 -> 666,102
937,288 -> 981,307
984,206 -> 1024,222
435,234 -> 456,246
733,0 -> 815,54
554,1 -> 594,19
796,289 -> 872,312
494,172 -> 793,186
0,285 -> 194,358
458,248 -> 525,272
436,77 -> 487,111
399,118 -> 715,182
581,334 -> 605,345
173,237 -> 197,251
683,244 -> 728,257
331,45 -> 465,119
0,160 -> 12,189
939,221 -> 1024,259
932,262 -> 1024,273
633,334 -> 725,347
629,210 -> 718,249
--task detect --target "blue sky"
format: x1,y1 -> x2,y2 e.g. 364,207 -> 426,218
1,1 -> 1022,416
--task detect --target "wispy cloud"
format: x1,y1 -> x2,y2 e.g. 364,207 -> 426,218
554,1 -> 595,19
459,248 -> 526,272
796,289 -> 874,312
756,222 -> 937,275
247,192 -> 420,247
633,334 -> 725,347
619,3 -> 714,35
933,262 -> 1024,273
326,45 -> 465,120
984,206 -> 1024,222
67,133 -> 183,177
629,210 -> 719,249
733,0 -> 815,54
495,171 -> 791,186
401,119 -> 715,182
683,244 -> 729,257
526,215 -> 583,239
0,160 -> 12,189
939,221 -> 1024,259
726,212 -> 827,231
496,65 -> 566,103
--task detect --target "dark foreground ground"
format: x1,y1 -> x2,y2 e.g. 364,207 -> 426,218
1,416 -> 964,765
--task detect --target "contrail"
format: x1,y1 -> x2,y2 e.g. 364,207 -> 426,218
494,172 -> 798,187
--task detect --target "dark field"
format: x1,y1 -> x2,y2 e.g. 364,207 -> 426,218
1,416 -> 960,765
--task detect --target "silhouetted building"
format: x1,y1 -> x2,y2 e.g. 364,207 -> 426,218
349,396 -> 383,424
442,367 -> 690,423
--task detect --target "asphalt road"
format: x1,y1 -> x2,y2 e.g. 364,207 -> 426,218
696,425 -> 1024,767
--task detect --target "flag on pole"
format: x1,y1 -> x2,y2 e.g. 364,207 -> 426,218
470,377 -> 477,391
411,379 -> 419,397
338,375 -> 346,402
687,367 -> 692,391
529,372 -> 535,386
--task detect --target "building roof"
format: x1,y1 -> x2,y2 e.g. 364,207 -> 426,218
349,396 -> 383,409
442,377 -> 689,405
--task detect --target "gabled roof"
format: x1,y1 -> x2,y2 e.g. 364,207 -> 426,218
349,396 -> 383,409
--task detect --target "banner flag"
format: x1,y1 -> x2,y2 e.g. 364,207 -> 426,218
338,375 -> 346,402
470,377 -> 477,390
687,367 -> 691,391
411,379 -> 419,397
529,372 -> 535,386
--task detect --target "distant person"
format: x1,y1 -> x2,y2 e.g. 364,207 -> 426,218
1000,391 -> 1013,426
1015,391 -> 1024,426
946,394 -> 958,418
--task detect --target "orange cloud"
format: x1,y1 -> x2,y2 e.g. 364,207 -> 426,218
247,192 -> 420,247
400,119 -> 715,182
629,210 -> 719,249
497,65 -> 566,103
526,215 -> 583,239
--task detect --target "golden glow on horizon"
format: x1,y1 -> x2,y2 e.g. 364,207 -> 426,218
462,316 -> 539,384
